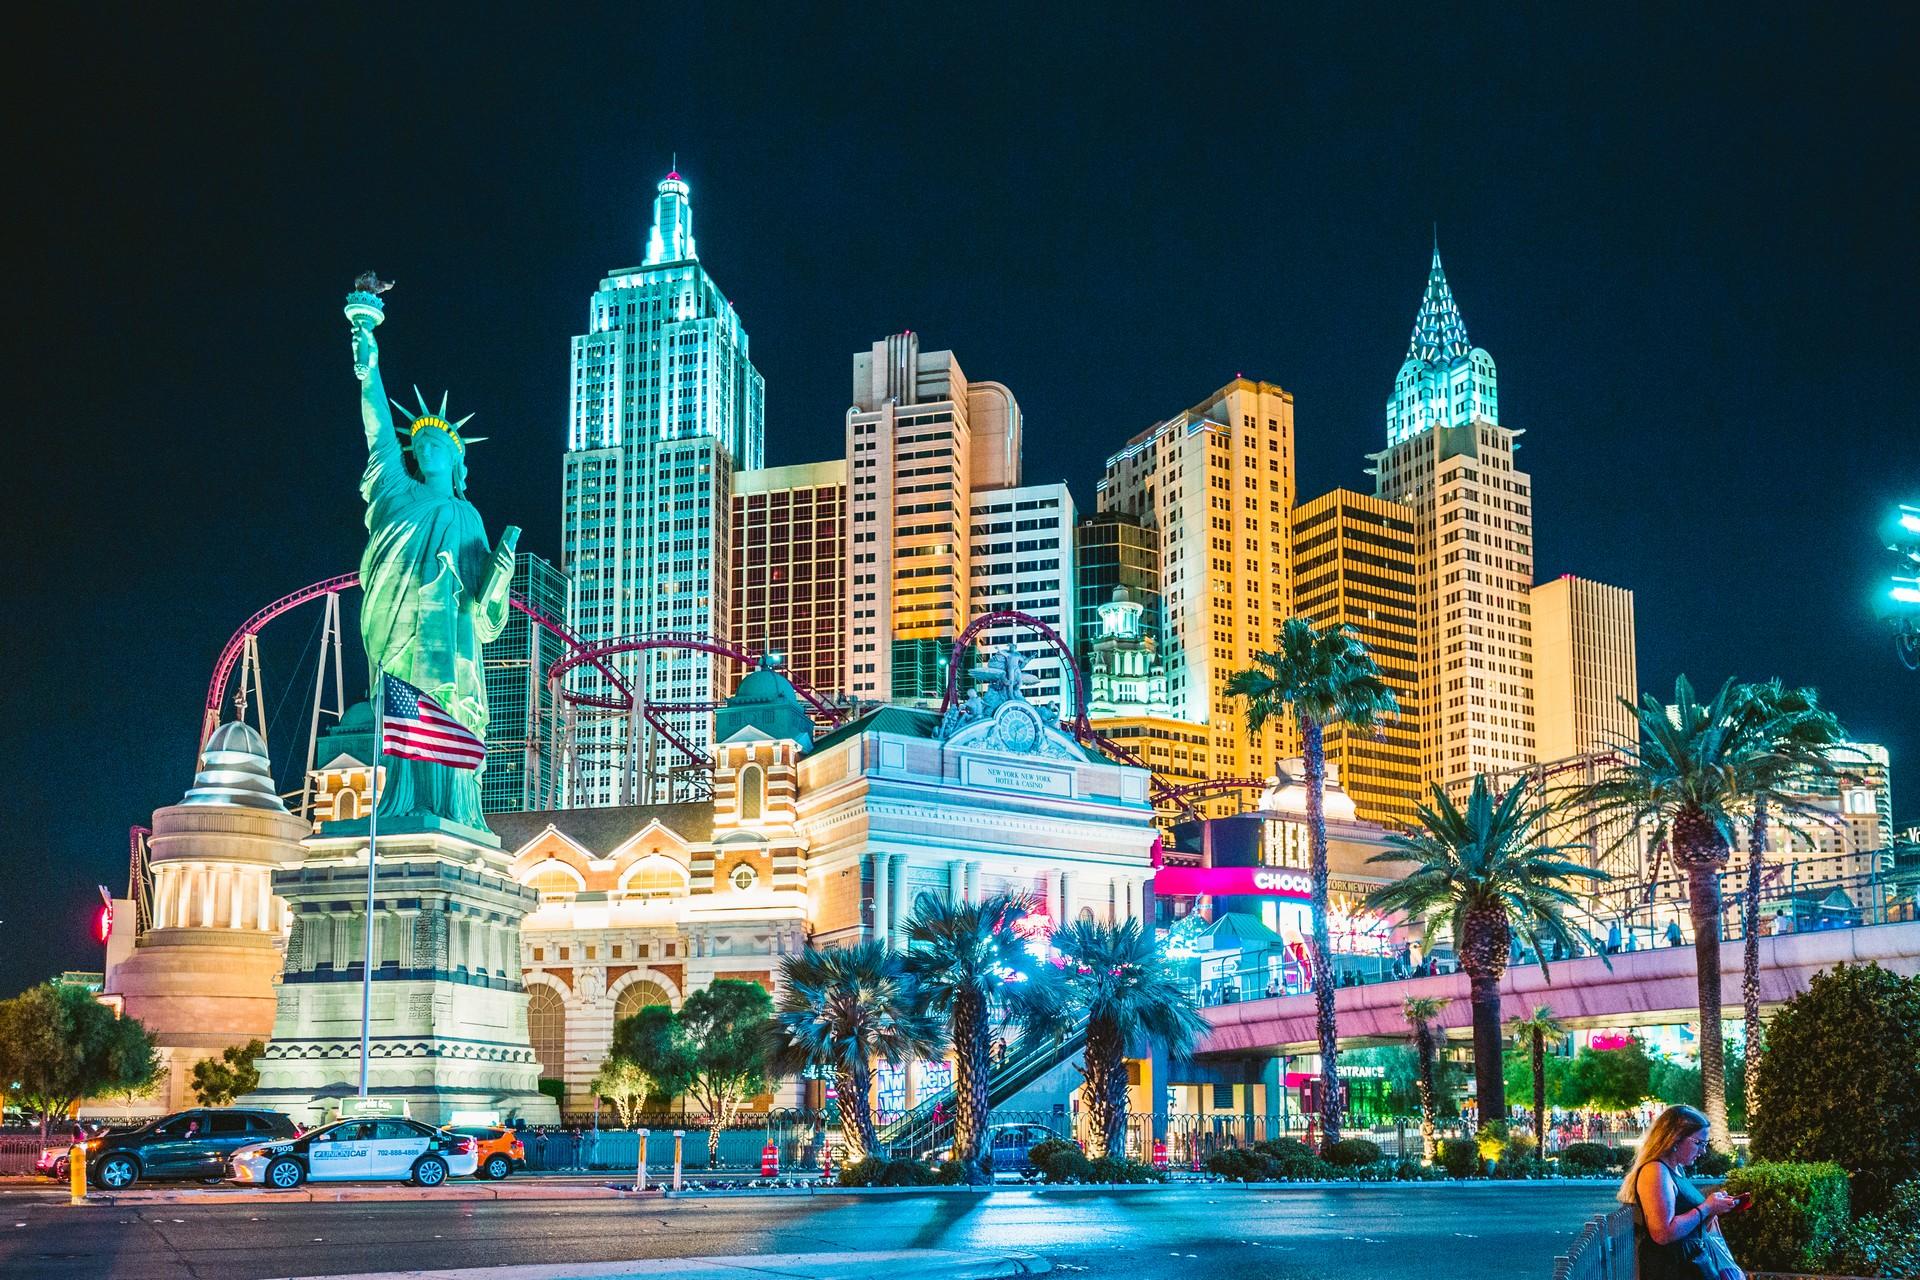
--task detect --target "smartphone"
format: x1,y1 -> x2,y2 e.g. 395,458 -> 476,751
1729,1193 -> 1753,1211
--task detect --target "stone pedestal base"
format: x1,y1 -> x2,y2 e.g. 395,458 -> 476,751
243,822 -> 558,1126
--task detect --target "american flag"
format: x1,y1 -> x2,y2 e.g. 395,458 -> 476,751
380,674 -> 486,769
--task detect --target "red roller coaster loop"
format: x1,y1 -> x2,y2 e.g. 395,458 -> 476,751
545,632 -> 843,723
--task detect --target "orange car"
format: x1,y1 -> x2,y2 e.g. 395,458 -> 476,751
441,1125 -> 524,1179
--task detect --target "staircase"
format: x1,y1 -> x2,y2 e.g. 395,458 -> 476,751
878,1018 -> 1089,1158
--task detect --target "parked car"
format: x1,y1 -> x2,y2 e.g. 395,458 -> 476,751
229,1117 -> 479,1189
932,1123 -> 1070,1179
81,1109 -> 299,1189
441,1125 -> 524,1180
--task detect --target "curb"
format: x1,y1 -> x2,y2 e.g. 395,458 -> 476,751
74,1184 -> 664,1206
286,1250 -> 1049,1280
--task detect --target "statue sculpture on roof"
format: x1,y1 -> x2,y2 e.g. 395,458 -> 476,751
346,277 -> 519,832
938,643 -> 1039,741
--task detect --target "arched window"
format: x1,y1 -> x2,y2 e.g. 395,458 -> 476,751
333,790 -> 360,821
527,986 -> 566,1082
738,765 -> 764,822
526,862 -> 582,899
623,857 -> 687,899
614,980 -> 671,1024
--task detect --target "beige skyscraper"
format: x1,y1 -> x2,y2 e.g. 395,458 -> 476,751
1098,379 -> 1298,784
1531,574 -> 1638,761
847,332 -> 1060,707
1370,249 -> 1536,792
1291,489 -> 1422,829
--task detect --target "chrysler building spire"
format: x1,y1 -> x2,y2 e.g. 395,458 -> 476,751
1406,240 -> 1472,363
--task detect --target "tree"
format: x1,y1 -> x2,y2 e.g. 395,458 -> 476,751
1750,962 -> 1920,1213
665,980 -> 775,1165
1578,676 -> 1785,1151
1727,679 -> 1843,1118
1649,1042 -> 1747,1131
1508,1006 -> 1565,1153
1561,1039 -> 1655,1112
190,1039 -> 264,1105
903,892 -> 1050,1181
769,943 -> 942,1162
588,1054 -> 660,1128
1227,618 -> 1398,1149
1367,778 -> 1602,1127
1051,918 -> 1206,1159
1402,996 -> 1450,1163
0,983 -> 158,1136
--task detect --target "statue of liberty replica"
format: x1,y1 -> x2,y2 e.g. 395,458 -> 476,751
350,273 -> 518,833
243,278 -> 558,1126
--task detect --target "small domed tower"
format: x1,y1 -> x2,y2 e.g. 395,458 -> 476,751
106,723 -> 308,1109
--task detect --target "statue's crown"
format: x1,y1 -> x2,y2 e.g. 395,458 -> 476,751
393,387 -> 487,453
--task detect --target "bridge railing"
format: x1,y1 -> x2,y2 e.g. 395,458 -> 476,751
1188,869 -> 1914,1009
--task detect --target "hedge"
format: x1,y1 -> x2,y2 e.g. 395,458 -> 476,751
1323,1138 -> 1385,1168
1438,1138 -> 1482,1178
1560,1142 -> 1611,1175
1720,1161 -> 1851,1274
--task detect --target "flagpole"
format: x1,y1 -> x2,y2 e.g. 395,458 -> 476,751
360,675 -> 383,1101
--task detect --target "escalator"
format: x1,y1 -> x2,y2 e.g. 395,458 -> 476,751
877,1016 -> 1089,1158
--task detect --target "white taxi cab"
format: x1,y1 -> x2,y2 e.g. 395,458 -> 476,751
229,1117 -> 479,1189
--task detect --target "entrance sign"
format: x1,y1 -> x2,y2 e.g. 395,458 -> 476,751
1150,865 -> 1313,900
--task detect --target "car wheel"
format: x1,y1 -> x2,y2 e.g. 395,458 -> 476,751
484,1154 -> 511,1180
266,1158 -> 305,1190
413,1155 -> 449,1187
96,1155 -> 139,1189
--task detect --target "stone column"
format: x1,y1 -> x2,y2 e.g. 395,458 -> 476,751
1060,872 -> 1077,926
1046,870 -> 1064,923
890,856 -> 911,949
871,852 -> 892,944
1123,878 -> 1140,923
965,862 -> 982,904
949,860 -> 967,904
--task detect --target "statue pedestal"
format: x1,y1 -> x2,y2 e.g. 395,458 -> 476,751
243,822 -> 558,1126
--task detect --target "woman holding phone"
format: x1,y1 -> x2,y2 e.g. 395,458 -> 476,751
1619,1105 -> 1745,1280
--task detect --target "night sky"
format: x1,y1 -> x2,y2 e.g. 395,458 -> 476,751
6,7 -> 1915,995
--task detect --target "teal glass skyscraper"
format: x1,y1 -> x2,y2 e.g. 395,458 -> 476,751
563,168 -> 766,805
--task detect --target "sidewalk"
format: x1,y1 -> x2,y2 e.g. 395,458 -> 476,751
72,1183 -> 663,1205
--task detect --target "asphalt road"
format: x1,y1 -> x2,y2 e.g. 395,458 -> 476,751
0,1183 -> 1619,1279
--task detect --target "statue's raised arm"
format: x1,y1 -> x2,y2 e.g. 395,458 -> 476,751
346,275 -> 397,453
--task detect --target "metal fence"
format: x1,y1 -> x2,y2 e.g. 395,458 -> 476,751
1552,1209 -> 1636,1280
0,1133 -> 60,1177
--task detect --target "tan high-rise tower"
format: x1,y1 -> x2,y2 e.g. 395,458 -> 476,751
1370,248 -> 1536,792
1531,575 -> 1637,761
1098,379 -> 1297,785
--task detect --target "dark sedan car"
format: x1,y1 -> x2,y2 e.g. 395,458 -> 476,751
81,1108 -> 299,1189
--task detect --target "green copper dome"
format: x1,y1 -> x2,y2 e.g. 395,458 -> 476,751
716,657 -> 813,749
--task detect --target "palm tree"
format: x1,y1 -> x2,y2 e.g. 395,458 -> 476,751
902,891 -> 1049,1181
1366,778 -> 1602,1128
770,942 -> 942,1163
1728,679 -> 1843,1118
1402,995 -> 1449,1164
1507,1005 -> 1565,1155
1226,618 -> 1398,1149
1051,918 -> 1207,1159
1577,676 -> 1781,1151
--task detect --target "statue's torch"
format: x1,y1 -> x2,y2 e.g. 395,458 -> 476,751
346,274 -> 388,379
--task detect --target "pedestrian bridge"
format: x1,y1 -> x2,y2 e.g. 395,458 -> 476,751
1195,918 -> 1920,1057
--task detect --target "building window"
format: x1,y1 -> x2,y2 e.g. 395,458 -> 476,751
730,862 -> 759,892
738,765 -> 764,821
333,790 -> 360,821
614,979 -> 672,1023
528,986 -> 566,1083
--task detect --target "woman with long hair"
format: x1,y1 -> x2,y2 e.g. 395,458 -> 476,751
1618,1105 -> 1744,1280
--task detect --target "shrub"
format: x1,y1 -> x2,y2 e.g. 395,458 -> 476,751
1494,1155 -> 1551,1180
1251,1138 -> 1329,1178
1817,1179 -> 1920,1280
1207,1148 -> 1274,1182
1026,1138 -> 1078,1171
1559,1142 -> 1611,1175
1323,1137 -> 1384,1168
1438,1138 -> 1482,1178
1502,1131 -> 1538,1163
1689,1149 -> 1734,1179
1475,1119 -> 1511,1162
1393,1159 -> 1425,1180
1720,1161 -> 1851,1274
1751,962 -> 1920,1213
1087,1156 -> 1165,1184
1036,1146 -> 1095,1184
933,1160 -> 967,1185
836,1156 -> 939,1187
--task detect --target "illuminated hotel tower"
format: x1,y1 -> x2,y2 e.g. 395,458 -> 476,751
1369,246 -> 1535,790
1098,379 -> 1298,787
563,168 -> 765,806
